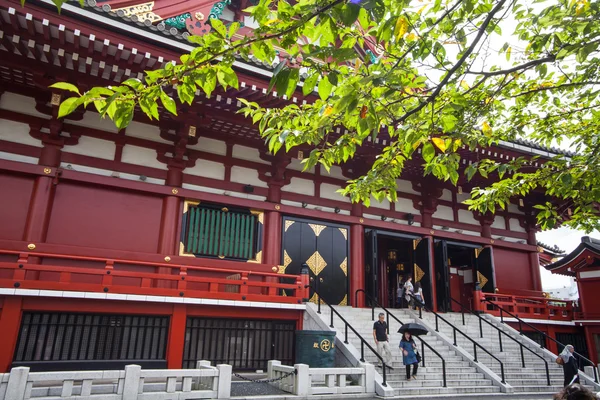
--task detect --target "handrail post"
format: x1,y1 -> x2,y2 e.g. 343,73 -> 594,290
442,360 -> 447,387
518,317 -> 523,334
498,330 -> 503,352
386,312 -> 390,334
371,302 -> 374,321
461,306 -> 465,325
330,309 -> 334,328
520,344 -> 525,368
473,344 -> 478,362
421,341 -> 425,367
500,308 -> 503,323
435,315 -> 439,332
479,318 -> 483,338
382,363 -> 386,387
419,305 -> 422,319
360,342 -> 365,362
545,361 -> 550,386
452,329 -> 457,346
500,363 -> 505,383
318,293 -> 321,314
344,325 -> 348,344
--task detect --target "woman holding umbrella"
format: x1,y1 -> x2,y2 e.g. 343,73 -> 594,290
398,322 -> 427,381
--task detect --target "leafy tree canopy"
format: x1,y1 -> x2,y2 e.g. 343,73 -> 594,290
35,0 -> 600,232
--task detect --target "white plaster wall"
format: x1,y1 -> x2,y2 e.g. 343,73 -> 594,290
63,136 -> 116,160
0,152 -> 38,164
394,197 -> 420,215
182,183 -> 225,196
60,162 -> 111,176
121,145 -> 167,170
507,203 -> 524,214
456,193 -> 471,203
0,120 -> 42,147
71,111 -> 119,134
440,189 -> 452,201
125,121 -> 171,144
0,93 -> 48,118
396,179 -> 418,194
232,145 -> 270,164
288,158 -> 314,173
230,166 -> 268,187
186,160 -> 225,180
509,218 -> 527,233
226,191 -> 267,202
368,196 -> 390,210
188,137 -> 227,155
118,172 -> 165,185
458,209 -> 479,225
492,216 -> 506,230
324,165 -> 346,180
433,205 -> 454,221
320,183 -> 350,203
282,177 -> 314,196
183,183 -> 267,201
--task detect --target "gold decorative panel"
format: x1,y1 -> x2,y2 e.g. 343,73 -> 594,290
339,228 -> 348,240
475,248 -> 483,258
283,250 -> 292,269
285,220 -> 295,232
477,271 -> 489,288
414,264 -> 425,282
413,239 -> 421,250
306,251 -> 327,276
309,224 -> 326,237
339,295 -> 348,306
309,292 -> 324,305
340,257 -> 348,276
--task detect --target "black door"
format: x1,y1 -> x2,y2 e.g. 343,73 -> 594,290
281,218 -> 349,305
475,247 -> 496,293
413,238 -> 433,308
435,241 -> 451,312
364,230 -> 378,305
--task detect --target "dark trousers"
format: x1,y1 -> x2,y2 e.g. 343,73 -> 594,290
406,363 -> 418,379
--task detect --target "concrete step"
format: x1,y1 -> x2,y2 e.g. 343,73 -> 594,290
393,385 -> 501,396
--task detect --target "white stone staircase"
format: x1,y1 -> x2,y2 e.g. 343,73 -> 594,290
312,305 -> 503,397
409,308 -> 600,396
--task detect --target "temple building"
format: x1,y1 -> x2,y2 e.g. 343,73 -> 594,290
0,0 -> 596,375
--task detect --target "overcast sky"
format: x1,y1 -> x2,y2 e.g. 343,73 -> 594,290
537,228 -> 600,290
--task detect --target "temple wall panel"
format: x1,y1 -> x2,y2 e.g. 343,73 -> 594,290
188,137 -> 227,155
71,110 -> 119,134
230,166 -> 267,187
0,172 -> 34,241
288,158 -> 314,173
121,145 -> 167,170
122,121 -> 170,144
509,218 -> 527,233
440,189 -> 452,201
281,177 -> 314,196
186,160 -> 225,180
0,93 -> 48,119
458,209 -> 479,225
319,183 -> 350,203
579,278 -> 600,316
45,182 -> 163,253
507,204 -> 525,214
0,152 -> 38,165
232,145 -> 269,164
324,165 -> 346,180
493,248 -> 533,292
368,197 -> 390,210
0,120 -> 42,148
491,216 -> 505,230
63,136 -> 116,160
396,179 -> 418,194
433,205 -> 454,221
395,197 -> 420,215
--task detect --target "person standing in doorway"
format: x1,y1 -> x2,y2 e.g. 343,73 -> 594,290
559,345 -> 580,387
400,331 -> 419,380
373,313 -> 394,371
413,282 -> 424,311
403,275 -> 414,309
396,282 -> 404,308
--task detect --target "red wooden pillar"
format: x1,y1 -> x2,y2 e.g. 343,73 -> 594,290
264,210 -> 282,265
424,234 -> 438,312
0,297 -> 23,372
23,175 -> 55,243
526,226 -> 542,291
546,324 -> 559,355
350,224 -> 365,307
166,304 -> 187,369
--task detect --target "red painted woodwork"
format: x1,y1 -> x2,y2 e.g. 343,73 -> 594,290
23,176 -> 55,244
450,273 -> 462,312
493,248 -> 534,292
0,249 -> 306,304
46,183 -> 163,253
577,278 -> 600,319
157,196 -> 182,255
529,251 -> 542,291
0,173 -> 33,240
350,224 -> 365,307
264,211 -> 282,265
482,292 -> 575,322
167,304 -> 187,369
0,296 -> 22,372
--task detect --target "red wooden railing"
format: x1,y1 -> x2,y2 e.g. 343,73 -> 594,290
574,312 -> 600,320
0,250 -> 309,304
481,293 -> 575,321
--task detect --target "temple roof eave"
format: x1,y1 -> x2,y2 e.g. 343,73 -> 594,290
544,236 -> 600,276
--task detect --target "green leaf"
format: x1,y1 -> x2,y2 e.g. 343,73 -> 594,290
318,77 -> 333,100
210,19 -> 227,38
340,3 -> 361,26
217,66 -> 239,90
50,82 -> 81,95
58,97 -> 83,118
228,22 -> 241,38
159,89 -> 178,115
285,68 -> 300,98
422,142 -> 435,162
303,73 -> 319,95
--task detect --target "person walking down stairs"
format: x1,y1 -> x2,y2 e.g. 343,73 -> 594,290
559,345 -> 580,387
373,313 -> 394,371
400,331 -> 419,381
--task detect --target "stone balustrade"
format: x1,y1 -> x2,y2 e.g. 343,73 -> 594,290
0,361 -> 231,400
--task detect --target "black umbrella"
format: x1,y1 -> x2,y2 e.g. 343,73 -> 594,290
397,323 -> 428,336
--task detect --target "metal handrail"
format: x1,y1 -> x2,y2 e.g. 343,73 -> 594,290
355,289 -> 447,387
482,297 -> 599,383
450,297 -> 550,386
405,293 -> 506,383
308,285 -> 387,386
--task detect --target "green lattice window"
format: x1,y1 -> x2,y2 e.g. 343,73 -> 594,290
182,203 -> 261,261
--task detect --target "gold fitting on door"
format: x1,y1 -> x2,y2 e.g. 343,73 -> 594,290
319,277 -> 324,283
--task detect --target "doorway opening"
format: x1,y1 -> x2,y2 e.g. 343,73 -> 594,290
435,240 -> 496,312
365,230 -> 432,309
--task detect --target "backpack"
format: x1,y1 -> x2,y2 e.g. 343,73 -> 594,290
556,357 -> 564,365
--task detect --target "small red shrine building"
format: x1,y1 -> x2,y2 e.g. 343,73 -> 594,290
0,0 -> 594,373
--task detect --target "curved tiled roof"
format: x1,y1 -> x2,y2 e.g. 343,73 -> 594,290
537,241 -> 566,255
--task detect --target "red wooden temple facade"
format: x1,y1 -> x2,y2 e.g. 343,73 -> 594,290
0,0 -> 594,372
